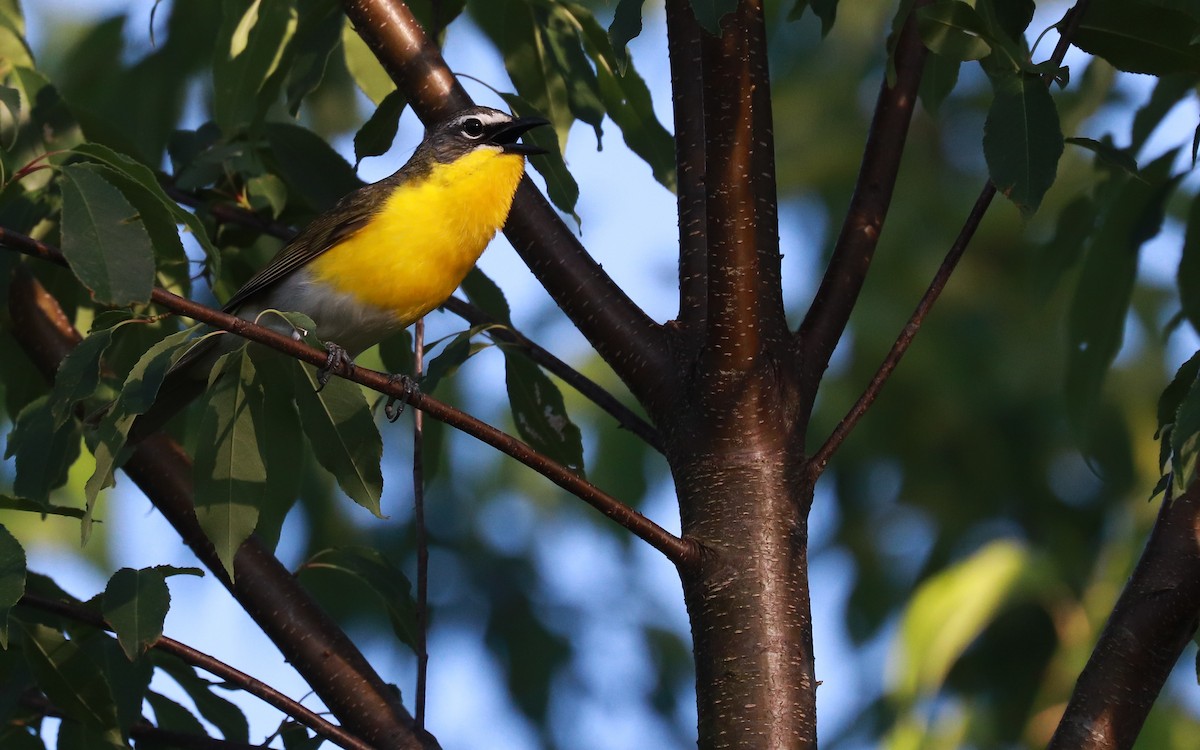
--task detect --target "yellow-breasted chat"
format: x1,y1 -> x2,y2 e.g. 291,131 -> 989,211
131,106 -> 548,441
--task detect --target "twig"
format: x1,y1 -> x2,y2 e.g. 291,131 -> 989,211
412,318 -> 429,730
169,185 -> 664,452
0,228 -> 700,568
17,592 -> 373,750
809,0 -> 1091,475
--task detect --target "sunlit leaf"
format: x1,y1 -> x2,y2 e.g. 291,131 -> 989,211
59,164 -> 155,306
341,16 -> 394,105
213,0 -> 299,134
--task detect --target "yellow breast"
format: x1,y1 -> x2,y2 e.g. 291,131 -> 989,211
307,148 -> 526,325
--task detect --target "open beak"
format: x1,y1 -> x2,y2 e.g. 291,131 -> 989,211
492,116 -> 550,156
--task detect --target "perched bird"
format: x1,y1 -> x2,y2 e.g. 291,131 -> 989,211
131,106 -> 547,440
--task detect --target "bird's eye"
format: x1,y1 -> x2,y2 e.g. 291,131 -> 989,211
461,117 -> 485,138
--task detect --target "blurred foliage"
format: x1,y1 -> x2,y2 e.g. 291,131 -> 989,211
0,0 -> 1197,749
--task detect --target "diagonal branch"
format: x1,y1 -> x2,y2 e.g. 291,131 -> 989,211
6,266 -> 432,750
339,0 -> 673,407
1047,480 -> 1200,750
1,229 -> 699,568
796,0 -> 930,395
808,0 -> 1090,475
699,0 -> 787,373
167,186 -> 663,451
17,593 -> 373,750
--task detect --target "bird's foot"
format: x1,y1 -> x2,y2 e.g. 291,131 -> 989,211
384,374 -> 419,422
316,342 -> 355,391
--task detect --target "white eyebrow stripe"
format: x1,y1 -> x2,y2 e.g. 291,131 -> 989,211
448,110 -> 511,128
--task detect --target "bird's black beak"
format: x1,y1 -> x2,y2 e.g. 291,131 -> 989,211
492,116 -> 551,156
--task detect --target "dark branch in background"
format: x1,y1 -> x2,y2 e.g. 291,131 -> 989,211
169,187 -> 663,451
699,0 -> 787,373
665,0 -> 708,330
808,0 -> 1090,475
0,229 -> 699,568
339,0 -> 675,408
6,266 -> 431,750
1047,480 -> 1200,750
796,0 -> 930,394
17,593 -> 372,750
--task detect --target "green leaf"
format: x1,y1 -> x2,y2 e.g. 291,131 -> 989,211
889,540 -> 1036,704
0,7 -> 33,69
689,0 -> 739,35
1074,0 -> 1200,76
83,328 -> 200,541
194,349 -> 267,578
1180,182 -> 1200,340
500,92 -> 580,224
353,88 -> 407,168
542,5 -> 605,144
0,524 -> 25,649
1066,153 -> 1178,430
102,566 -> 201,661
982,71 -> 1064,216
18,621 -> 120,730
564,3 -> 677,193
153,653 -> 249,742
146,691 -> 207,737
284,0 -> 342,115
59,164 -> 155,306
975,0 -> 1033,41
1065,136 -> 1140,177
245,173 -> 288,218
918,52 -> 961,115
0,83 -> 21,150
293,361 -> 384,517
608,0 -> 645,73
341,16 -> 395,105
1159,353 -> 1200,440
46,312 -> 127,429
77,625 -> 153,736
6,396 -> 81,505
245,348 -> 303,552
54,721 -> 126,749
1132,74 -> 1197,155
265,121 -> 362,212
462,268 -> 513,325
1033,193 -> 1096,300
0,728 -> 45,750
1171,370 -> 1200,491
300,546 -> 418,647
213,0 -> 300,134
503,347 -> 586,477
422,325 -> 494,393
917,1 -> 993,61
788,0 -> 838,36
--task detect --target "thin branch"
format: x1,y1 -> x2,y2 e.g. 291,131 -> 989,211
809,0 -> 1091,475
170,186 -> 664,452
796,0 -> 930,393
0,228 -> 700,568
339,0 -> 674,407
17,593 -> 372,750
412,318 -> 429,731
6,267 -> 432,750
1047,480 -> 1200,750
665,0 -> 708,330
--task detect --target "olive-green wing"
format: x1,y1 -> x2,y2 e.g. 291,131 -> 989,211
222,181 -> 391,313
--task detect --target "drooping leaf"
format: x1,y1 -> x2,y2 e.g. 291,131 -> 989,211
76,625 -> 153,736
194,349 -> 267,578
982,71 -> 1064,216
245,347 -> 303,552
5,396 -> 81,505
153,653 -> 250,742
1171,372 -> 1200,491
0,496 -> 87,519
299,546 -> 418,647
689,0 -> 739,35
293,360 -> 384,517
1065,153 -> 1179,430
341,16 -> 395,105
18,622 -> 120,731
608,0 -> 646,73
503,347 -> 586,477
975,0 -> 1034,41
542,5 -> 605,144
788,0 -> 838,36
1178,183 -> 1200,336
59,164 -> 155,306
1157,353 -> 1200,442
101,566 -> 201,661
889,540 -> 1037,704
213,0 -> 300,135
284,0 -> 342,115
146,691 -> 207,737
1065,136 -> 1140,177
353,88 -> 407,167
500,93 -> 580,224
916,1 -> 993,62
0,524 -> 25,649
1073,0 -> 1200,76
919,51 -> 962,115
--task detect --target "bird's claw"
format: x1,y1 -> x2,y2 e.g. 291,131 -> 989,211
384,374 -> 419,422
316,342 -> 355,391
